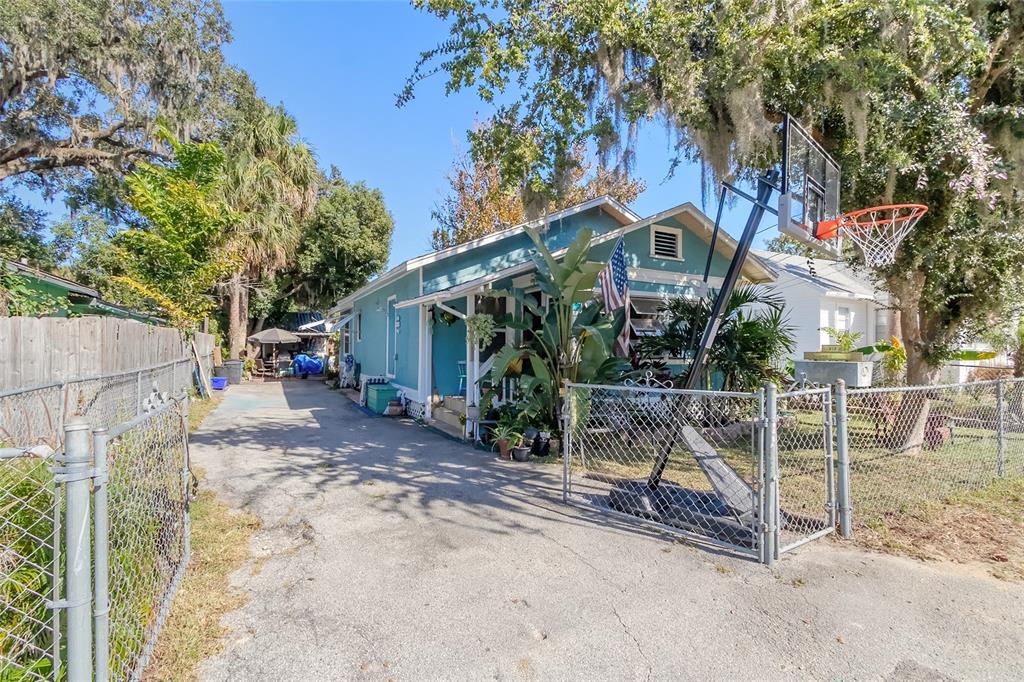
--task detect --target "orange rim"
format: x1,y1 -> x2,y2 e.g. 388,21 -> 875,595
814,203 -> 928,241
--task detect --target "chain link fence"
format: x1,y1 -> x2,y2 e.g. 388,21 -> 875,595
562,382 -> 837,563
0,447 -> 61,681
1,360 -> 194,682
1,358 -> 195,453
99,401 -> 190,682
840,378 -> 1024,529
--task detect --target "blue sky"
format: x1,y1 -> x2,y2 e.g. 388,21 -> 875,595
220,1 -> 770,267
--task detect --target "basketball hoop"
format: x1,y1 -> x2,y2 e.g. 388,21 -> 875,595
814,203 -> 928,268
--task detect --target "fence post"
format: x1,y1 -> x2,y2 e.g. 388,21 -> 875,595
996,378 -> 1006,478
834,379 -> 853,538
63,419 -> 93,682
763,383 -> 779,567
92,428 -> 110,682
561,383 -> 571,504
822,387 -> 837,529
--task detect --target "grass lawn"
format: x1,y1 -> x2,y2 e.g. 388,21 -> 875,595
144,393 -> 261,681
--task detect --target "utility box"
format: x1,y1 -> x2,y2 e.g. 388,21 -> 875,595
794,360 -> 874,388
366,384 -> 400,414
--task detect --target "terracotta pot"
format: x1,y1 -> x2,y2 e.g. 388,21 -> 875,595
497,438 -> 511,460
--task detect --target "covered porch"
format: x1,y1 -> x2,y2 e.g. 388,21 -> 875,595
398,272 -> 532,440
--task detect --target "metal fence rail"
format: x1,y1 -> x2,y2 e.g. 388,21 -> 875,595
0,357 -> 194,453
840,377 -> 1024,529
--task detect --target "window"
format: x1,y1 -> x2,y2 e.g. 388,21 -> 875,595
355,312 -> 362,342
835,306 -> 851,331
651,225 -> 683,260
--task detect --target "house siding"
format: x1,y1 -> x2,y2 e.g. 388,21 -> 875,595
351,270 -> 421,392
421,208 -> 623,294
589,219 -> 733,298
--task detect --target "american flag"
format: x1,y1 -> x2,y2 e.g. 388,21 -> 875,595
598,238 -> 631,357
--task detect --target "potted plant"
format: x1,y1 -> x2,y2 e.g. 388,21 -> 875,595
511,442 -> 532,462
490,423 -> 522,460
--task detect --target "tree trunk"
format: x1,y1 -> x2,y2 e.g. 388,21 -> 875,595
227,272 -> 249,359
888,272 -> 941,453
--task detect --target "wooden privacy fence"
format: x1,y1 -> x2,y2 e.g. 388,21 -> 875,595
0,316 -> 216,390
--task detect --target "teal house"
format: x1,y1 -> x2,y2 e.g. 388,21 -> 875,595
330,196 -> 774,437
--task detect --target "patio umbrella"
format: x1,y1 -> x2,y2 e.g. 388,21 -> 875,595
248,327 -> 302,374
248,328 -> 301,344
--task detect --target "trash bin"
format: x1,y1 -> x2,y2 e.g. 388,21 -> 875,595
223,359 -> 244,385
213,365 -> 228,378
366,384 -> 399,414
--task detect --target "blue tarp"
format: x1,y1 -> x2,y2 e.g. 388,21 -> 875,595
292,353 -> 325,375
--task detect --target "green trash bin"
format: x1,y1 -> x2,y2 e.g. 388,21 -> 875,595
366,384 -> 399,414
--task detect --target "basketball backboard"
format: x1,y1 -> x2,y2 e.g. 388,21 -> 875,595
778,114 -> 842,258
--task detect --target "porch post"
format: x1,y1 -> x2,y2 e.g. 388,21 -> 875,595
421,304 -> 433,420
466,294 -> 476,439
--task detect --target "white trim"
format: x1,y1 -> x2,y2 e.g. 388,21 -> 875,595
390,382 -> 422,403
405,195 -> 638,270
330,196 -> 639,314
627,267 -> 722,290
385,294 -> 397,378
436,302 -> 467,320
417,304 -> 432,419
650,224 -> 684,261
465,294 -> 477,440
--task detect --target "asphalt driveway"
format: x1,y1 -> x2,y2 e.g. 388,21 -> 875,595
190,380 -> 1024,681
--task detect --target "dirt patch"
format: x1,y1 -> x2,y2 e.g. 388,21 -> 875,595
143,481 -> 260,681
852,478 -> 1024,582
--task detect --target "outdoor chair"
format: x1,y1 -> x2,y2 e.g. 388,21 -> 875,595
254,358 -> 275,379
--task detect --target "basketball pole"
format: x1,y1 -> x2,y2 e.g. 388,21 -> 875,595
647,170 -> 779,489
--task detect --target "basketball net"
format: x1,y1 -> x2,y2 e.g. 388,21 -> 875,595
816,204 -> 928,269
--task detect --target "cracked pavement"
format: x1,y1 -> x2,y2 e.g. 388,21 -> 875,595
191,381 -> 1023,681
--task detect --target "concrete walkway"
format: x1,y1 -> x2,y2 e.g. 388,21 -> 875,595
191,381 -> 1023,681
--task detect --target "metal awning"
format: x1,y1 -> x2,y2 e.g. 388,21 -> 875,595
631,298 -> 664,316
330,314 -> 353,332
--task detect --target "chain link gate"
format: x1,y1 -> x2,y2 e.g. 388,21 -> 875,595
776,387 -> 837,554
562,382 -> 836,563
562,382 -> 768,560
2,361 -> 194,682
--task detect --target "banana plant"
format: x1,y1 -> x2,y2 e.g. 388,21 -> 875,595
486,225 -> 632,426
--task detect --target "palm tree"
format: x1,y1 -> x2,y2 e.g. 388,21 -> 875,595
219,101 -> 319,357
636,285 -> 796,391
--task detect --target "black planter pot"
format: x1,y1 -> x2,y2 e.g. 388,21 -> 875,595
511,446 -> 531,462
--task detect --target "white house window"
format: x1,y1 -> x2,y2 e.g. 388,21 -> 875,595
835,306 -> 851,331
651,225 -> 683,260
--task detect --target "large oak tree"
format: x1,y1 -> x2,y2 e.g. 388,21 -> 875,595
0,0 -> 229,188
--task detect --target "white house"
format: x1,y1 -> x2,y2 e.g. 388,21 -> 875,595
752,249 -> 891,359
